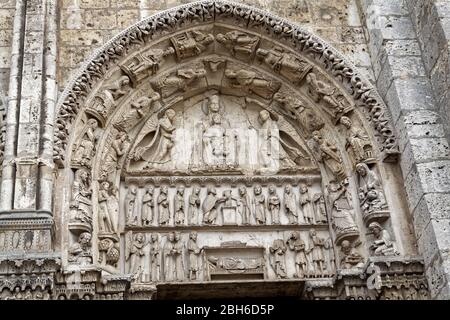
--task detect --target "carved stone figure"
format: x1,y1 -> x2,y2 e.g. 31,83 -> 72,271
72,119 -> 100,167
356,163 -> 388,217
258,110 -> 306,170
269,239 -> 287,279
216,31 -> 259,58
150,233 -> 161,282
313,193 -> 328,224
368,222 -> 398,256
141,186 -> 155,226
69,168 -> 93,228
327,181 -> 359,242
312,131 -> 345,179
202,187 -> 223,225
125,186 -> 138,226
151,67 -> 206,98
68,232 -> 92,265
307,229 -> 326,276
98,237 -> 120,268
104,75 -> 130,101
340,116 -> 372,162
134,109 -> 177,169
340,240 -> 364,269
238,186 -> 252,225
107,186 -> 120,233
98,181 -> 115,233
283,184 -> 298,224
225,68 -> 281,99
287,231 -> 308,278
158,185 -> 171,226
306,72 -> 352,121
114,92 -> 160,131
164,232 -> 184,282
126,233 -> 146,279
171,30 -> 214,59
202,113 -> 227,168
252,184 -> 266,225
299,184 -> 314,224
256,47 -> 312,82
267,184 -> 281,224
119,48 -> 175,83
174,185 -> 186,225
187,231 -> 202,280
101,130 -> 130,180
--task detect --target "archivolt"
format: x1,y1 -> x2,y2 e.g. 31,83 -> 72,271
53,0 -> 399,166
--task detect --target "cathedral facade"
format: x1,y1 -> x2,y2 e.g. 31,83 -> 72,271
0,0 -> 449,300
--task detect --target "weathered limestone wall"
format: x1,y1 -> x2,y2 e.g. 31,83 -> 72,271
356,0 -> 450,299
0,0 -> 16,94
57,0 -> 373,90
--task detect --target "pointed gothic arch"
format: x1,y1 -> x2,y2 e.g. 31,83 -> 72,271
51,1 -> 420,299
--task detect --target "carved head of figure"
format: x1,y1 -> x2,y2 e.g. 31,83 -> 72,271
79,232 -> 92,247
165,108 -> 176,121
76,168 -> 90,185
368,222 -> 382,238
161,185 -> 168,194
134,233 -> 145,244
284,184 -> 292,194
119,75 -> 130,87
208,95 -> 220,113
207,186 -> 216,195
341,240 -> 351,255
312,130 -> 323,144
268,184 -> 276,194
356,163 -> 369,177
177,185 -> 185,195
309,229 -> 317,238
258,110 -> 270,124
289,231 -> 300,240
168,232 -> 175,242
194,186 -> 200,195
129,185 -> 137,195
87,118 -> 98,129
146,185 -> 154,194
340,116 -> 352,129
299,183 -> 308,194
100,181 -> 110,191
190,231 -> 198,241
151,233 -> 158,242
117,131 -> 127,143
238,186 -> 247,196
174,232 -> 181,242
254,184 -> 262,195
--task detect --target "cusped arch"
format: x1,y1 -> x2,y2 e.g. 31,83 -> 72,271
54,0 -> 399,167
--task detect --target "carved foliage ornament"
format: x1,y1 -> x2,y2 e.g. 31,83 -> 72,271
54,0 -> 399,164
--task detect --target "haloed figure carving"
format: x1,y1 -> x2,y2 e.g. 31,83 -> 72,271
125,186 -> 138,226
267,184 -> 281,224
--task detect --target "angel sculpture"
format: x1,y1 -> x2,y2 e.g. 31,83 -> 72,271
131,109 -> 177,169
126,233 -> 147,281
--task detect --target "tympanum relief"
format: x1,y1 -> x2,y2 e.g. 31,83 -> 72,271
60,22 -> 402,295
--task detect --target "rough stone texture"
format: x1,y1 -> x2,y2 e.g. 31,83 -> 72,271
0,0 -> 15,94
357,0 -> 450,298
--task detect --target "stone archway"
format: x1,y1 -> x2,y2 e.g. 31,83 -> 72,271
50,0 -> 427,300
